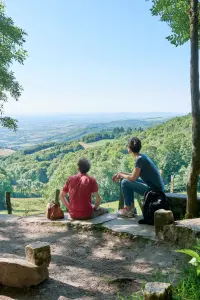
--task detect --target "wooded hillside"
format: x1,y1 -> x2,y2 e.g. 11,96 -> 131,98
0,114 -> 196,205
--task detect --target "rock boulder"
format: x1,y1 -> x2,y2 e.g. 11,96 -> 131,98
0,258 -> 48,288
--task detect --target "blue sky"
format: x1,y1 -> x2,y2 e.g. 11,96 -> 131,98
4,0 -> 191,115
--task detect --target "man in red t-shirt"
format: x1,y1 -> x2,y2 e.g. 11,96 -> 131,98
60,158 -> 108,220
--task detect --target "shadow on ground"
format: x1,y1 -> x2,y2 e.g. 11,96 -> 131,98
0,217 -> 185,300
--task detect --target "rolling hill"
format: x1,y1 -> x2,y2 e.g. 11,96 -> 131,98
0,113 -> 180,149
0,113 -> 196,206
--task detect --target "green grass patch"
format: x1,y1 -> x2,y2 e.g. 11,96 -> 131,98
1,198 -> 47,216
87,139 -> 115,147
1,198 -> 143,217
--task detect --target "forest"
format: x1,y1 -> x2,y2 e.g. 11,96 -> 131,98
0,114 -> 196,208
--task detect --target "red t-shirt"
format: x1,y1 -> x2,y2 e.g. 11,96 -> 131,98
62,173 -> 98,219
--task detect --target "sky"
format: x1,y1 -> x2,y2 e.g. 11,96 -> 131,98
4,0 -> 191,115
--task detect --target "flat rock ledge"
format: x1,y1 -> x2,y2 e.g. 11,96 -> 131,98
0,241 -> 50,288
159,218 -> 200,247
144,282 -> 172,300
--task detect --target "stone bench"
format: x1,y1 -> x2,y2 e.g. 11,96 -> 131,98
0,241 -> 50,288
166,193 -> 200,220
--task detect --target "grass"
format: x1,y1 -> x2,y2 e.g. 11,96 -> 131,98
0,198 -> 142,216
0,198 -> 47,216
80,139 -> 115,149
173,268 -> 200,300
87,139 -> 115,147
117,267 -> 200,300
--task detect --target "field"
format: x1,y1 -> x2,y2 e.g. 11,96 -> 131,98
0,149 -> 15,156
79,139 -> 115,149
1,198 -> 142,216
1,198 -> 47,216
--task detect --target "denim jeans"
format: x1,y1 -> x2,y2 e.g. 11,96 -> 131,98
121,178 -> 149,207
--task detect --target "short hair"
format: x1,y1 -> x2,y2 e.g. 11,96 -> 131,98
128,137 -> 142,153
78,158 -> 91,174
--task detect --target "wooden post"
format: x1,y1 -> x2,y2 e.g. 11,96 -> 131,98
6,192 -> 12,214
118,181 -> 124,210
170,175 -> 174,193
55,189 -> 60,204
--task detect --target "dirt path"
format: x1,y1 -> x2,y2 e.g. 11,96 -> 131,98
0,222 -> 184,300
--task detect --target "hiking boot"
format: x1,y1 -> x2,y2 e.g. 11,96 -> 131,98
118,207 -> 135,218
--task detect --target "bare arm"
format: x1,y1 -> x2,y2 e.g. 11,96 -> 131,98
60,191 -> 70,209
94,192 -> 101,208
112,172 -> 132,182
119,172 -> 132,176
118,167 -> 141,182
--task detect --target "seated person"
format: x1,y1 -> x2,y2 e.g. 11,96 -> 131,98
112,137 -> 164,218
60,158 -> 108,219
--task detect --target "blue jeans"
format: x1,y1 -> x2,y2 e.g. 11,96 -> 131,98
121,179 -> 149,207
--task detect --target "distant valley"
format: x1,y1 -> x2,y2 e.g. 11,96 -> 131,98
0,112 -> 183,150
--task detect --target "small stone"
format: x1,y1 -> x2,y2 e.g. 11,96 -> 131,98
0,258 -> 48,288
26,241 -> 51,267
154,209 -> 174,241
144,282 -> 172,300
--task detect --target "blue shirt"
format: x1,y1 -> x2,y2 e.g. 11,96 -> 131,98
135,154 -> 164,191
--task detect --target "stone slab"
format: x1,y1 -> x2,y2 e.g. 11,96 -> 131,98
162,218 -> 200,247
0,214 -> 155,242
0,258 -> 48,288
102,217 -> 155,240
176,218 -> 200,231
20,213 -> 118,226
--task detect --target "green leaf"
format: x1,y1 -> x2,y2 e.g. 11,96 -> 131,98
197,266 -> 200,276
194,245 -> 200,251
189,257 -> 198,266
176,249 -> 200,261
0,3 -> 27,130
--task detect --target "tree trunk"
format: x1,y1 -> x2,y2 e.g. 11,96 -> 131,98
186,0 -> 200,218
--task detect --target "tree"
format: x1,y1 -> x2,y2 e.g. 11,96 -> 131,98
149,0 -> 200,218
0,3 -> 27,130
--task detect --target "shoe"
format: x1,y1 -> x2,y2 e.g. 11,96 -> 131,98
118,207 -> 135,218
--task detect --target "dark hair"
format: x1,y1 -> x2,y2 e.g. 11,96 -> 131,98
78,158 -> 91,174
128,137 -> 142,153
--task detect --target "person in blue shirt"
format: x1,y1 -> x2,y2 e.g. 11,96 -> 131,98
112,137 -> 164,218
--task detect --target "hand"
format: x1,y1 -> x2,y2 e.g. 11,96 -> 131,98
112,173 -> 118,182
116,173 -> 122,182
112,173 -> 121,182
